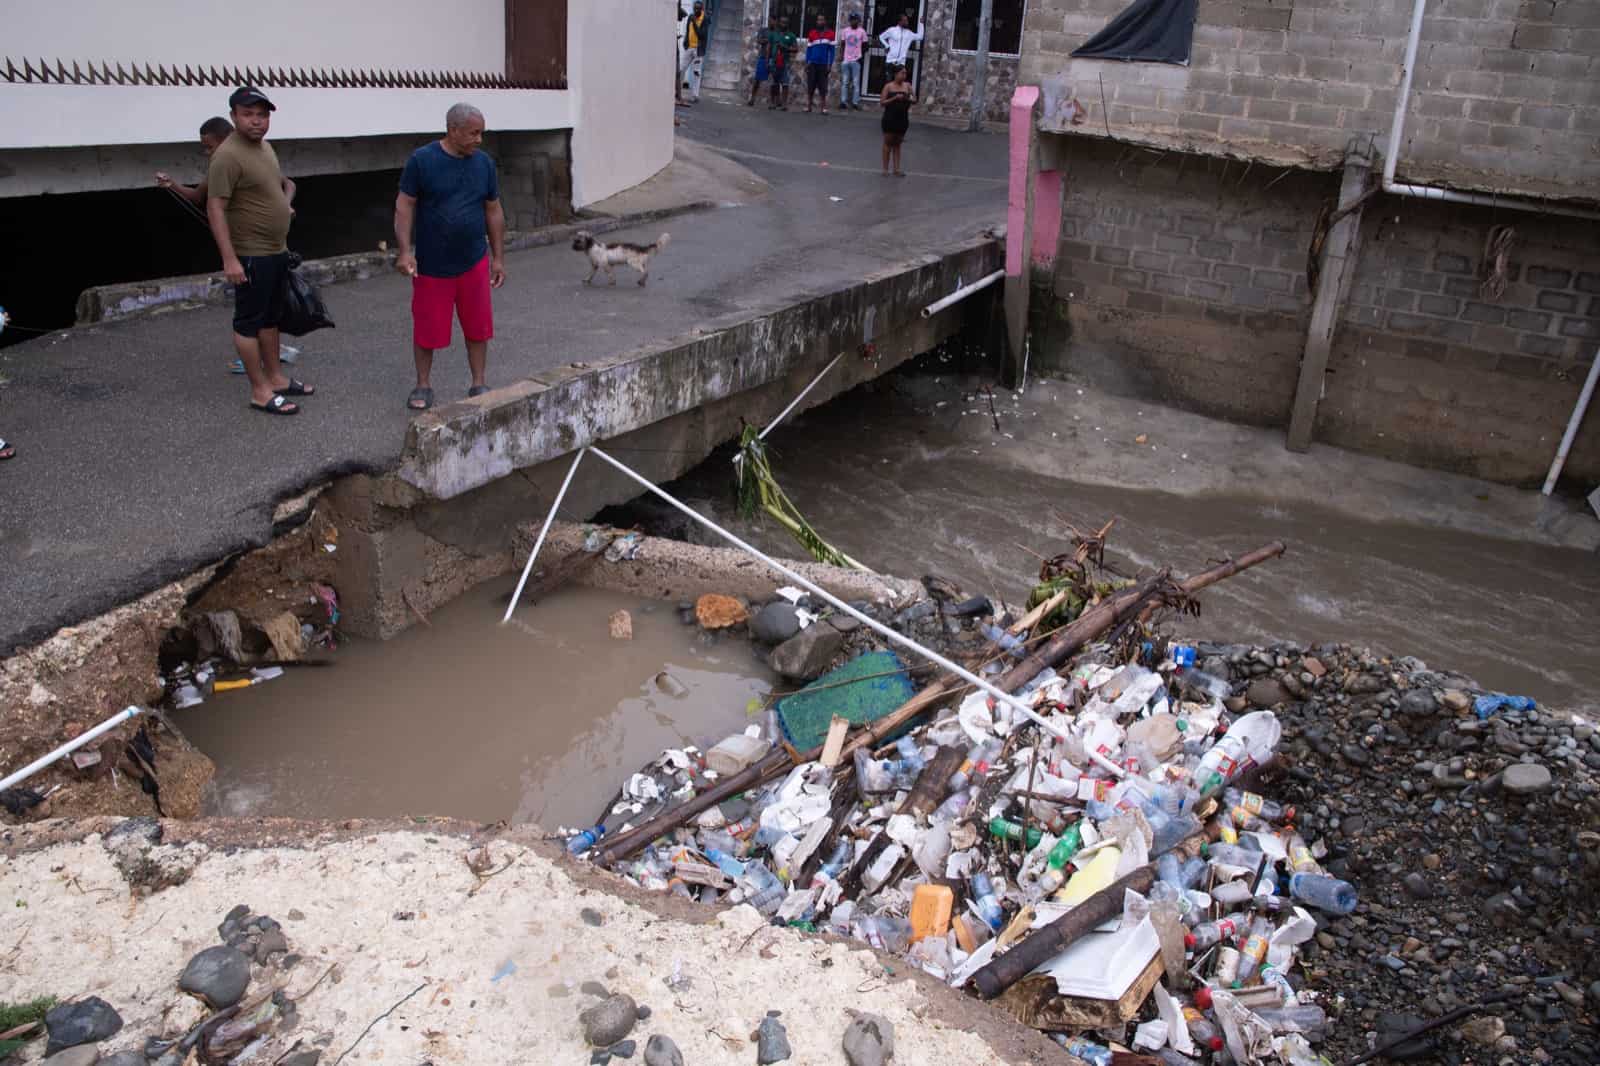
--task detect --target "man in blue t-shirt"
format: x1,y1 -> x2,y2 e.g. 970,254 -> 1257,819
394,103 -> 506,411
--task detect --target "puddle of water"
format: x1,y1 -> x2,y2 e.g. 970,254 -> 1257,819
661,378 -> 1600,716
177,581 -> 774,828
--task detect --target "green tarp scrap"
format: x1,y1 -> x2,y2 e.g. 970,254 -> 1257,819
776,649 -> 918,752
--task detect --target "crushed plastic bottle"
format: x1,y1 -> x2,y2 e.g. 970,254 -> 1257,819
1186,913 -> 1247,951
1234,914 -> 1273,986
1032,823 -> 1085,895
1191,711 -> 1281,795
1222,787 -> 1294,825
566,824 -> 606,855
1288,872 -> 1358,914
1051,1035 -> 1113,1066
969,872 -> 1005,931
1180,1004 -> 1226,1052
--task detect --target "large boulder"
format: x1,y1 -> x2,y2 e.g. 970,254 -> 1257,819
770,626 -> 845,681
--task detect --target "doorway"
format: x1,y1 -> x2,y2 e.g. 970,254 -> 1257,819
864,0 -> 925,98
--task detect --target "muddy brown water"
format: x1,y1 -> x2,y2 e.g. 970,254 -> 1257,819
661,375 -> 1600,718
178,582 -> 774,828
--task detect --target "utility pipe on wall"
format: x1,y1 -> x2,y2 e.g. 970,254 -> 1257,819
1542,348 -> 1600,496
922,269 -> 1005,318
0,705 -> 145,792
1383,0 -> 1600,221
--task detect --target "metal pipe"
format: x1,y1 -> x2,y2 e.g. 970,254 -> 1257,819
1542,347 -> 1600,496
585,445 -> 1129,779
501,447 -> 587,622
758,352 -> 845,441
0,705 -> 145,792
921,269 -> 1005,319
1384,0 -> 1429,188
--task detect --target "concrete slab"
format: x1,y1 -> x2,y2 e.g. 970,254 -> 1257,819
0,100 -> 1008,651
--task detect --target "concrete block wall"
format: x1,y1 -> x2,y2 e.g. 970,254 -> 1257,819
1023,0 -> 1600,200
1035,137 -> 1600,487
1322,199 -> 1600,483
491,129 -> 573,230
1041,139 -> 1328,426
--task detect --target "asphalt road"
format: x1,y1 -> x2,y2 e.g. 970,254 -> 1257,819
0,98 -> 1007,651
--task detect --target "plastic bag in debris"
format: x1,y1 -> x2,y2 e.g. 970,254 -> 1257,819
624,773 -> 663,803
1153,981 -> 1197,1055
1133,1019 -> 1169,1051
1266,906 -> 1318,970
759,763 -> 832,834
1084,664 -> 1165,718
1273,1033 -> 1329,1066
912,821 -> 951,877
605,532 -> 643,562
1210,988 -> 1276,1065
958,691 -> 998,744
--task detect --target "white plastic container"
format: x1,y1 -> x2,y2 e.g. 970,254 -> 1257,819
705,731 -> 771,775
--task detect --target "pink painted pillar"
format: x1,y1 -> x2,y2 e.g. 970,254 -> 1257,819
1004,85 -> 1049,384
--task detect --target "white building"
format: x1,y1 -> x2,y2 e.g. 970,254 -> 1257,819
0,0 -> 676,216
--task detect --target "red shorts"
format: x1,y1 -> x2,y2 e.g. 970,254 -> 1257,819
412,254 -> 494,349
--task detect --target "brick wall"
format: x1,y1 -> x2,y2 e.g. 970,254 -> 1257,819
1022,0 -> 1600,200
1035,138 -> 1600,486
1321,198 -> 1600,482
1039,138 -> 1327,425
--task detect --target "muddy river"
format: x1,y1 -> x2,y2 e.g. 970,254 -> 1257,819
188,368 -> 1599,824
178,583 -> 773,828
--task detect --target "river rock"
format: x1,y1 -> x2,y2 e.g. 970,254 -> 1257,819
44,998 -> 123,1057
43,1048 -> 100,1066
643,1035 -> 683,1066
771,625 -> 844,681
1247,678 -> 1287,708
751,602 -> 803,644
179,945 -> 251,1008
1403,872 -> 1433,899
842,1013 -> 895,1066
755,1014 -> 792,1063
580,994 -> 638,1048
694,594 -> 748,630
1459,1015 -> 1505,1046
1399,689 -> 1439,717
99,1053 -> 146,1066
1502,763 -> 1552,795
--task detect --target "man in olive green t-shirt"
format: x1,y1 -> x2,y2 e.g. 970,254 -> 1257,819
206,86 -> 315,415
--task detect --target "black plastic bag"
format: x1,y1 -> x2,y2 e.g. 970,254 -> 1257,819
278,252 -> 335,337
1072,0 -> 1197,65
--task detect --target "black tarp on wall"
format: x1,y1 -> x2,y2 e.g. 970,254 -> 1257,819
1071,0 -> 1198,64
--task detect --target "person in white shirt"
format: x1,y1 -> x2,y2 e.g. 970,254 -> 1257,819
880,13 -> 923,74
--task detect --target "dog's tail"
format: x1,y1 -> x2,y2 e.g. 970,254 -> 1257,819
654,233 -> 672,252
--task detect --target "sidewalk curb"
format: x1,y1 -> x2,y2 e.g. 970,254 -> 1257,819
72,201 -> 725,328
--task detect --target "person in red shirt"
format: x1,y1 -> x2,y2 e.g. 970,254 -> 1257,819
803,14 -> 837,115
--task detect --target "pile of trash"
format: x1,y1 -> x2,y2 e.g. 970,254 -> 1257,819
563,535 -> 1374,1065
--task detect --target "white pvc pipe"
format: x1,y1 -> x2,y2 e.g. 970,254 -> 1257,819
921,269 -> 1005,319
586,445 -> 1129,779
501,447 -> 587,622
1381,0 -> 1600,221
0,705 -> 145,792
1542,347 -> 1600,495
1384,0 -> 1428,189
759,352 -> 845,442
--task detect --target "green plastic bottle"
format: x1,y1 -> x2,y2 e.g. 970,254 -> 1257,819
987,817 -> 1043,848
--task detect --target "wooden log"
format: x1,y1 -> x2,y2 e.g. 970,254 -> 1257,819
594,542 -> 1286,866
839,744 -> 963,896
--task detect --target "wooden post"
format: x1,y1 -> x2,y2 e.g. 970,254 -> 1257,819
969,0 -> 994,132
1003,86 -> 1043,387
1287,149 -> 1373,452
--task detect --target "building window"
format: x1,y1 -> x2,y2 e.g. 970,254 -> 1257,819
767,0 -> 838,31
951,0 -> 1026,56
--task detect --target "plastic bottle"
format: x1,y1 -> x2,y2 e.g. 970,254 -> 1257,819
703,847 -> 747,879
699,827 -> 737,856
1158,852 -> 1209,892
969,872 -> 1005,931
1285,832 -> 1325,876
1191,711 -> 1281,795
812,839 -> 853,885
1289,872 -> 1358,914
1151,811 -> 1203,856
1185,913 -> 1248,951
988,817 -> 1044,849
1156,1050 -> 1205,1066
1259,964 -> 1295,1005
1252,1003 -> 1328,1034
851,748 -> 896,792
931,788 -> 971,822
1032,824 -> 1085,895
1234,914 -> 1273,986
947,740 -> 1000,792
1203,841 -> 1267,870
1223,787 -> 1295,825
980,622 -> 1026,658
1054,1036 -> 1113,1066
566,824 -> 606,855
1180,1005 -> 1225,1052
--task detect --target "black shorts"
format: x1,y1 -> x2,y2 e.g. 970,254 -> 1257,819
807,64 -> 829,93
232,252 -> 291,337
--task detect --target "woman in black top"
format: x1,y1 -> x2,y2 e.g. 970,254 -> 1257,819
880,67 -> 915,177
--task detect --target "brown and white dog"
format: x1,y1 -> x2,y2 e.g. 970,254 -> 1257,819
571,231 -> 671,287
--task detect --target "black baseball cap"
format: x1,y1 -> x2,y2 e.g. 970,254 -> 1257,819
228,86 -> 276,111
849,11 -> 861,19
